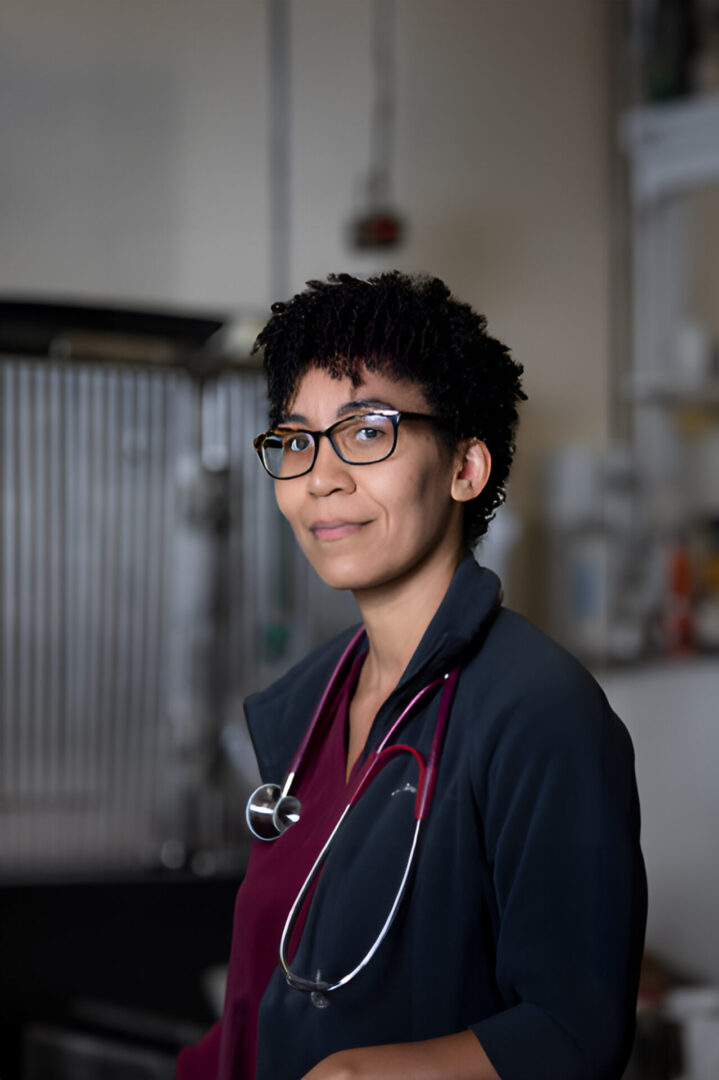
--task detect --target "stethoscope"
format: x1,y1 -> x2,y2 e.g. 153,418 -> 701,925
246,625 -> 461,1003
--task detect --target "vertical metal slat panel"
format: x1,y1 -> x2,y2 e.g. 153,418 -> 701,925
0,359 -> 341,877
0,359 -> 181,874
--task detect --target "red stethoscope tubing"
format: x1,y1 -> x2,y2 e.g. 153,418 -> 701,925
349,668 -> 460,819
277,655 -> 461,996
285,625 -> 460,820
284,625 -> 366,781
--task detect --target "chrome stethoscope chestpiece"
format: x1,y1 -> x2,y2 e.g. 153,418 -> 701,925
245,627 -> 367,843
246,783 -> 302,841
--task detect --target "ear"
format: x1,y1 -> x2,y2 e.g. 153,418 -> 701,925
450,440 -> 492,503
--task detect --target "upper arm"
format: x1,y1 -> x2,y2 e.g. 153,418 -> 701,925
469,665 -> 647,1080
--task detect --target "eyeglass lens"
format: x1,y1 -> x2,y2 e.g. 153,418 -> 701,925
261,413 -> 396,478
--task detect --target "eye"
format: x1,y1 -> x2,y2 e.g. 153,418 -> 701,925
356,424 -> 384,441
285,432 -> 312,453
350,414 -> 392,441
333,414 -> 394,459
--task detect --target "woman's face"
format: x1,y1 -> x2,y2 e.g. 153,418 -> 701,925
272,366 -> 470,593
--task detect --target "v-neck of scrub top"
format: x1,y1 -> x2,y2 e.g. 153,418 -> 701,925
216,648 -> 368,1080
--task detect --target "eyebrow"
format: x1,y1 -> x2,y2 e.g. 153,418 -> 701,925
279,398 -> 398,426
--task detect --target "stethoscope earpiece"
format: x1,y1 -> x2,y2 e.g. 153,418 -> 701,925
246,783 -> 303,841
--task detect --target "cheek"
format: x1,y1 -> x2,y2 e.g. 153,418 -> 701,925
374,459 -> 454,531
273,481 -> 301,527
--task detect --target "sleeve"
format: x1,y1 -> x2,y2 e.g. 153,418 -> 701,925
176,1020 -> 221,1080
469,667 -> 647,1080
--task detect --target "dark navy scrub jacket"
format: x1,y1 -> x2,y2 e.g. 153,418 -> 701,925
245,556 -> 648,1080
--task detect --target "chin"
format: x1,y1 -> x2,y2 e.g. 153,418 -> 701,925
305,548 -> 414,595
311,560 -> 382,593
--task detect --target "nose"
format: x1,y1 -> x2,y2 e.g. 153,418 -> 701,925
307,433 -> 355,497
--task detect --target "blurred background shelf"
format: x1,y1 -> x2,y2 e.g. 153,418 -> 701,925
626,374 -> 719,409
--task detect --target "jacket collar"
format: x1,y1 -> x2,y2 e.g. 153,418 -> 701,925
393,553 -> 502,687
245,555 -> 502,783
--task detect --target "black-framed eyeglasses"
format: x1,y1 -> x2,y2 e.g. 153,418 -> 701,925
253,410 -> 448,480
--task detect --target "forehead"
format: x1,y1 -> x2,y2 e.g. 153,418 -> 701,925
284,365 -> 431,423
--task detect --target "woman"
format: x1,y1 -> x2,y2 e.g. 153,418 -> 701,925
178,271 -> 647,1080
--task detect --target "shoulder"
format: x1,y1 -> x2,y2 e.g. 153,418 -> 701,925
462,608 -> 641,854
461,605 -> 634,767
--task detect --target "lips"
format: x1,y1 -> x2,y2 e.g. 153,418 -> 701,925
309,519 -> 370,540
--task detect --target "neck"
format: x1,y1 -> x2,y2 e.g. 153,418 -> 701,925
352,542 -> 467,695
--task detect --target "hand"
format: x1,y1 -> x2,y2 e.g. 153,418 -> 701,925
299,1032 -> 501,1080
300,1049 -> 357,1080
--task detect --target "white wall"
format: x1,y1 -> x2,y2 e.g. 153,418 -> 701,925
0,0 -> 613,612
0,0 -> 269,308
289,0 -> 613,609
601,660 -> 719,987
690,183 -> 719,341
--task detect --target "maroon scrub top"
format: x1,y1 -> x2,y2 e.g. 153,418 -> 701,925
177,650 -> 367,1080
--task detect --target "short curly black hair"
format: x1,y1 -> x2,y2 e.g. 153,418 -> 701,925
252,270 -> 527,547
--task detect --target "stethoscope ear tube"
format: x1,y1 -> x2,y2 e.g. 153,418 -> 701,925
284,627 -> 367,779
415,667 -> 460,819
279,806 -> 424,995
